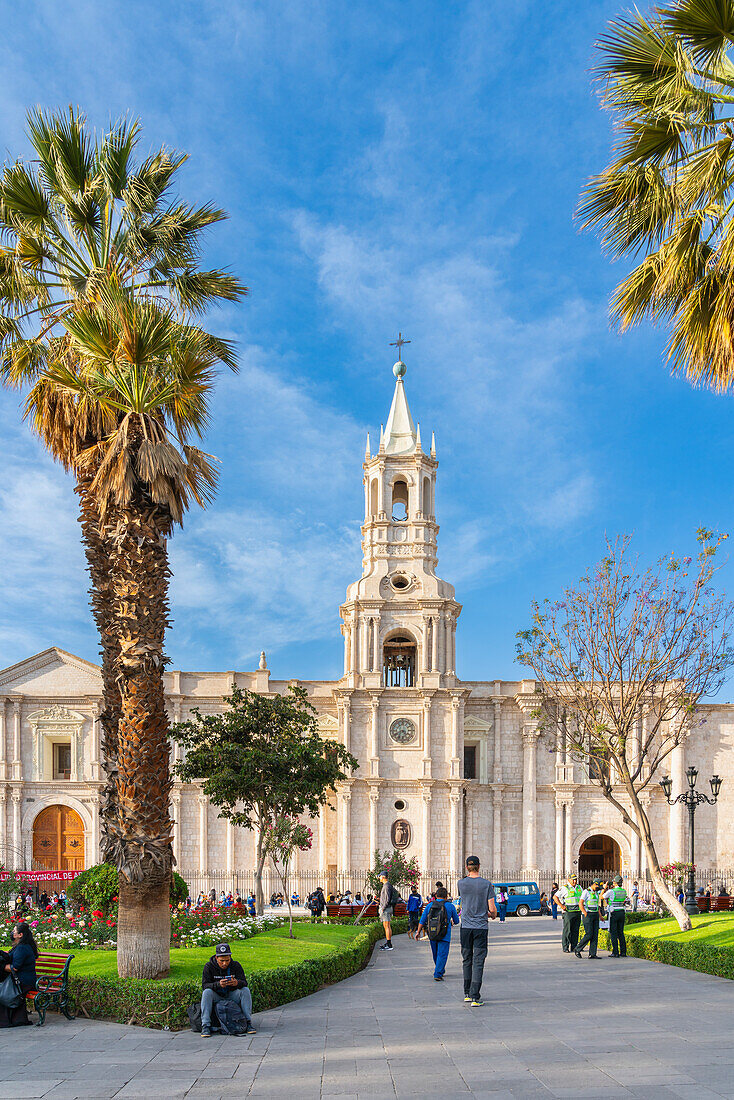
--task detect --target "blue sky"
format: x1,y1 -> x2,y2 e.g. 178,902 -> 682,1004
1,1 -> 733,694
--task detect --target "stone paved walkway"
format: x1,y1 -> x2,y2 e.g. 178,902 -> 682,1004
2,917 -> 734,1098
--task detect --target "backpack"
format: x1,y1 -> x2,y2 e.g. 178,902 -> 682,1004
215,996 -> 249,1035
426,899 -> 449,941
389,884 -> 401,908
187,1002 -> 222,1034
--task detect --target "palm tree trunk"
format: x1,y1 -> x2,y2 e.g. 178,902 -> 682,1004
105,496 -> 174,979
75,474 -> 121,843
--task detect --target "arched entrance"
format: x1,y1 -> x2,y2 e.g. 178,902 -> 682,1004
32,805 -> 85,871
578,833 -> 621,874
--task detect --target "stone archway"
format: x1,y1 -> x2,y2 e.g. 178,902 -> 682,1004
578,833 -> 621,873
32,805 -> 86,872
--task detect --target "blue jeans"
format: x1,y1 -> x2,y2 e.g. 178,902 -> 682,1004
201,986 -> 253,1030
430,937 -> 451,978
551,902 -> 558,919
497,903 -> 507,922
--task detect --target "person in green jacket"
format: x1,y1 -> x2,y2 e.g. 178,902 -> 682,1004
553,874 -> 583,953
575,880 -> 602,959
602,875 -> 629,957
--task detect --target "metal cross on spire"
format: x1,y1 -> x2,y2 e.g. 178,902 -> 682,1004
390,332 -> 410,360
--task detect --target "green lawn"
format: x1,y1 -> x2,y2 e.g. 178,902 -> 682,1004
47,922 -> 365,980
625,912 -> 734,946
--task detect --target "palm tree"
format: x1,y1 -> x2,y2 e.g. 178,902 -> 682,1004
579,0 -> 734,391
0,109 -> 246,976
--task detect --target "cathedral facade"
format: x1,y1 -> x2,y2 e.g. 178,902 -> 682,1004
2,362 -> 734,883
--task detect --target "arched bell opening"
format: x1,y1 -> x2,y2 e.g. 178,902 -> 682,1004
383,634 -> 416,687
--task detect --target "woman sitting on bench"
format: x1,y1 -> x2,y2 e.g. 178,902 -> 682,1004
0,921 -> 38,1028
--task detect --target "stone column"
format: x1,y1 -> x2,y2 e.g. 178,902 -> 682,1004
372,618 -> 380,672
12,702 -> 21,781
564,800 -> 573,874
421,786 -> 432,875
492,789 -> 503,871
420,619 -> 429,673
339,787 -> 351,871
341,699 -> 351,755
522,729 -> 539,871
171,789 -> 182,869
431,617 -> 438,672
226,819 -> 235,875
343,626 -> 350,676
670,741 -> 686,862
555,799 -> 563,872
444,614 -> 452,673
362,617 -> 370,673
368,786 -> 379,859
90,704 -> 101,781
198,793 -> 208,875
350,615 -> 358,674
0,786 -> 6,859
449,787 -> 461,875
0,699 -> 7,781
90,792 -> 101,864
370,695 -> 380,777
450,695 -> 461,779
11,789 -> 21,867
492,701 -> 502,783
318,804 -> 327,872
422,697 -> 432,779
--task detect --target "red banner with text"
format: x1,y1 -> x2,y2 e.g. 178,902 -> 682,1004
0,870 -> 81,883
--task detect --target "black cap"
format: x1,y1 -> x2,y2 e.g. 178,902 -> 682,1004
215,943 -> 231,957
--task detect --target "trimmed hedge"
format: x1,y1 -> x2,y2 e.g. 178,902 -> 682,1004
599,920 -> 734,980
68,917 -> 407,1029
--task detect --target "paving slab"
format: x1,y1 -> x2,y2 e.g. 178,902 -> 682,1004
4,919 -> 734,1096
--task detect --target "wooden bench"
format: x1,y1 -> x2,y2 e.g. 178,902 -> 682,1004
26,952 -> 76,1026
712,896 -> 733,912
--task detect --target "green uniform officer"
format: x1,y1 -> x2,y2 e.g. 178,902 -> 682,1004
602,874 -> 628,957
575,880 -> 602,959
553,874 -> 582,953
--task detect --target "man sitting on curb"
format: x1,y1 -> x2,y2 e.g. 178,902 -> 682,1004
201,942 -> 256,1037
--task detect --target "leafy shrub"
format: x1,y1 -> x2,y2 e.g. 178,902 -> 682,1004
599,924 -> 734,979
66,917 -> 408,1028
68,864 -> 189,917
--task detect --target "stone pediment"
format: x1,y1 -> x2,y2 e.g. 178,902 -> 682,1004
464,714 -> 492,734
317,712 -> 340,739
0,647 -> 102,696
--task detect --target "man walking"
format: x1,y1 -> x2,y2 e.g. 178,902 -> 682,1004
603,874 -> 629,957
406,885 -> 423,939
417,886 -> 459,979
379,872 -> 396,951
457,855 -> 497,1007
553,873 -> 583,953
575,880 -> 602,959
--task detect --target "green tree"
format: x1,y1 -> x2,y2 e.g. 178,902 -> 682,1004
516,530 -> 734,932
171,685 -> 357,915
0,108 -> 247,978
261,817 -> 313,937
580,0 -> 734,389
366,849 -> 420,897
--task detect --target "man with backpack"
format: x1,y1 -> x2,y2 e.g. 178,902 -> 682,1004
201,942 -> 256,1038
378,872 -> 400,951
417,886 -> 459,980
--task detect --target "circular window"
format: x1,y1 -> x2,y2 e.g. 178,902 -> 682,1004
392,574 -> 410,590
394,799 -> 406,811
389,718 -> 416,745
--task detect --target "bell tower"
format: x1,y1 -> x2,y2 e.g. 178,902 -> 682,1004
339,349 -> 461,690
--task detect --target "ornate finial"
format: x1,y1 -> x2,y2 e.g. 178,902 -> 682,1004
365,432 -> 371,459
390,332 -> 410,378
259,650 -> 267,670
390,332 -> 410,358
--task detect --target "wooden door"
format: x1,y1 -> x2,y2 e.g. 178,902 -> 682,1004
33,806 -> 85,871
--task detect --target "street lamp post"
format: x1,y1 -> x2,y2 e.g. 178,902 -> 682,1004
660,767 -> 723,915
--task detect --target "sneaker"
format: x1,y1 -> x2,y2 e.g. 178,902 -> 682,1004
434,975 -> 443,981
245,1023 -> 257,1034
574,950 -> 583,959
464,996 -> 472,1002
470,1000 -> 484,1007
384,942 -> 394,950
202,1028 -> 211,1038
379,943 -> 390,950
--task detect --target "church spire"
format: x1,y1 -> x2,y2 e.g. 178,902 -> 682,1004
384,357 -> 417,455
